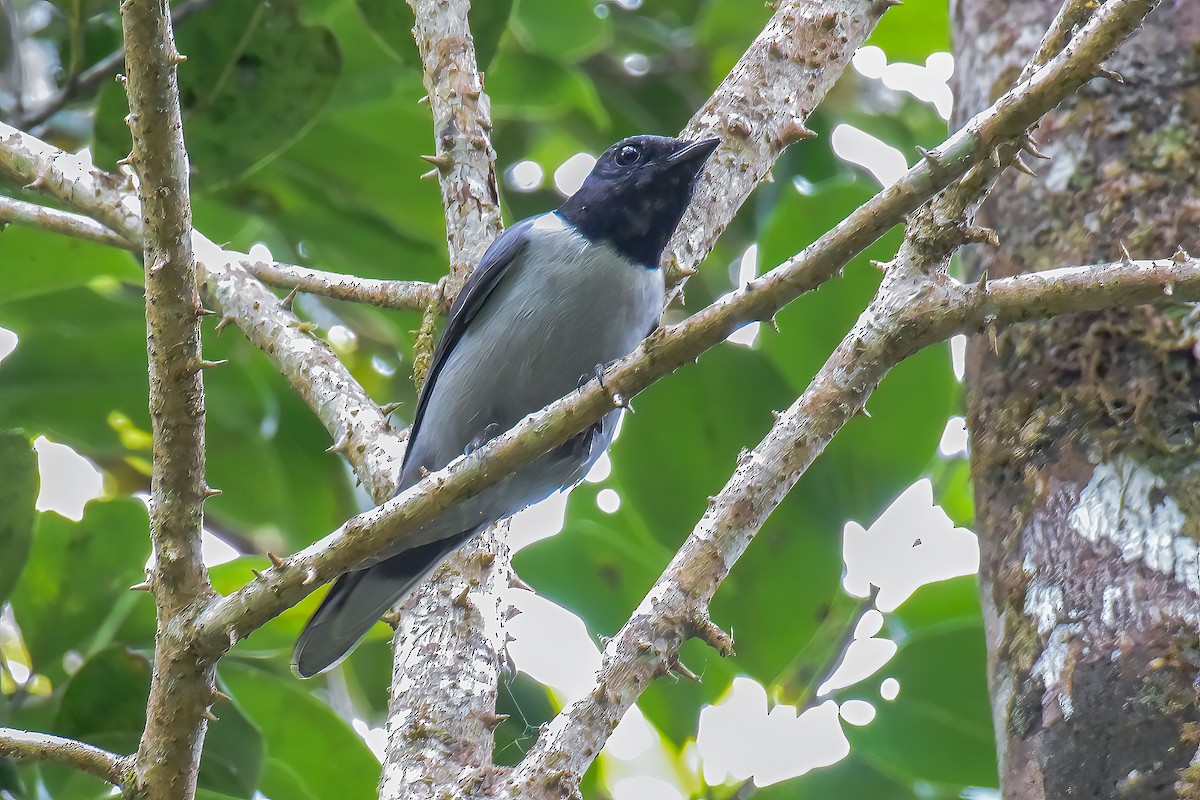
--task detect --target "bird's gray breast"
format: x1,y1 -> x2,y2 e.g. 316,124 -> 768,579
386,213 -> 664,555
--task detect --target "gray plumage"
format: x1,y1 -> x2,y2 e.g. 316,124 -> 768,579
294,135 -> 719,677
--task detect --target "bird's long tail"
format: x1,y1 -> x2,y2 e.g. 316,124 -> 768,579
292,531 -> 473,678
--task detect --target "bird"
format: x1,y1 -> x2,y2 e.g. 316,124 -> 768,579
293,134 -> 720,677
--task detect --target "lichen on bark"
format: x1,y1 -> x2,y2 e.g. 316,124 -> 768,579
957,1 -> 1200,796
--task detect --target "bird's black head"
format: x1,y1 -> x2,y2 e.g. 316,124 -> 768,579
557,135 -> 720,266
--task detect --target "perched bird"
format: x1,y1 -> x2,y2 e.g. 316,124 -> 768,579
293,134 -> 720,677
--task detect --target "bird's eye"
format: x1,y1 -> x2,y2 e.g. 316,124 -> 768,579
615,144 -> 642,166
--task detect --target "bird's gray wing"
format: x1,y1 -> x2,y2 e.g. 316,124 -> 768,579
404,216 -> 535,457
292,218 -> 535,678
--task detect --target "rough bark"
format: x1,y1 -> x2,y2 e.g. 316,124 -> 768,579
956,1 -> 1200,797
119,0 -> 216,797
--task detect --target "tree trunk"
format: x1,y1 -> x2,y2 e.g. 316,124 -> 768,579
955,1 -> 1200,798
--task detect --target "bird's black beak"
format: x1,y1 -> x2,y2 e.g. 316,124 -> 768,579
667,137 -> 721,164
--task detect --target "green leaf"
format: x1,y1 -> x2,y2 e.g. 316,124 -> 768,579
0,432 -> 37,607
851,577 -> 997,787
864,0 -> 950,63
220,662 -> 379,800
93,0 -> 341,188
0,286 -> 150,454
471,0 -> 514,70
0,225 -> 141,303
44,645 -> 150,800
202,676 -> 266,799
10,498 -> 152,683
488,47 -> 608,127
353,0 -> 417,63
512,0 -> 610,62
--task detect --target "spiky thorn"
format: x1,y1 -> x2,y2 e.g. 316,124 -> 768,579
22,165 -> 51,191
379,401 -> 403,415
381,610 -> 402,630
669,658 -> 702,682
915,146 -> 940,168
1119,241 -> 1134,265
453,586 -> 472,608
419,168 -> 439,181
1011,155 -> 1037,177
509,572 -> 535,592
1020,133 -> 1049,160
129,580 -> 153,592
190,357 -> 228,371
1095,65 -> 1124,84
279,286 -> 300,312
1172,246 -> 1192,264
202,484 -> 222,499
211,689 -> 232,704
688,613 -> 735,657
417,95 -> 430,104
266,552 -> 287,569
326,431 -> 351,456
201,708 -> 219,722
420,153 -> 455,173
168,49 -> 187,65
675,266 -> 699,279
250,568 -> 263,580
214,316 -> 235,336
960,225 -> 1000,248
975,268 -> 989,293
780,119 -> 817,146
868,259 -> 891,271
195,306 -> 218,318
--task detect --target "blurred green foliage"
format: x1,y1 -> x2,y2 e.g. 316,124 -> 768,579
0,0 -> 989,798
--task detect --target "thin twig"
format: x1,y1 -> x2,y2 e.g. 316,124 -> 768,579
0,194 -> 134,248
15,0 -> 220,131
242,258 -> 438,312
0,728 -> 132,788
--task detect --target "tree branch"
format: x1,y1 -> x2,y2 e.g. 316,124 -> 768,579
0,124 -> 405,500
0,200 -> 438,312
378,3 -> 510,797
119,1 -> 214,797
242,258 -> 438,312
666,0 -> 895,287
0,193 -> 134,248
0,728 -> 132,788
408,0 -> 504,300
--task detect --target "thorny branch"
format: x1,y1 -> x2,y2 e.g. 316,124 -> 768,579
0,728 -> 132,788
0,196 -> 438,309
378,2 -> 510,798
666,0 -> 895,289
119,0 -> 215,797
